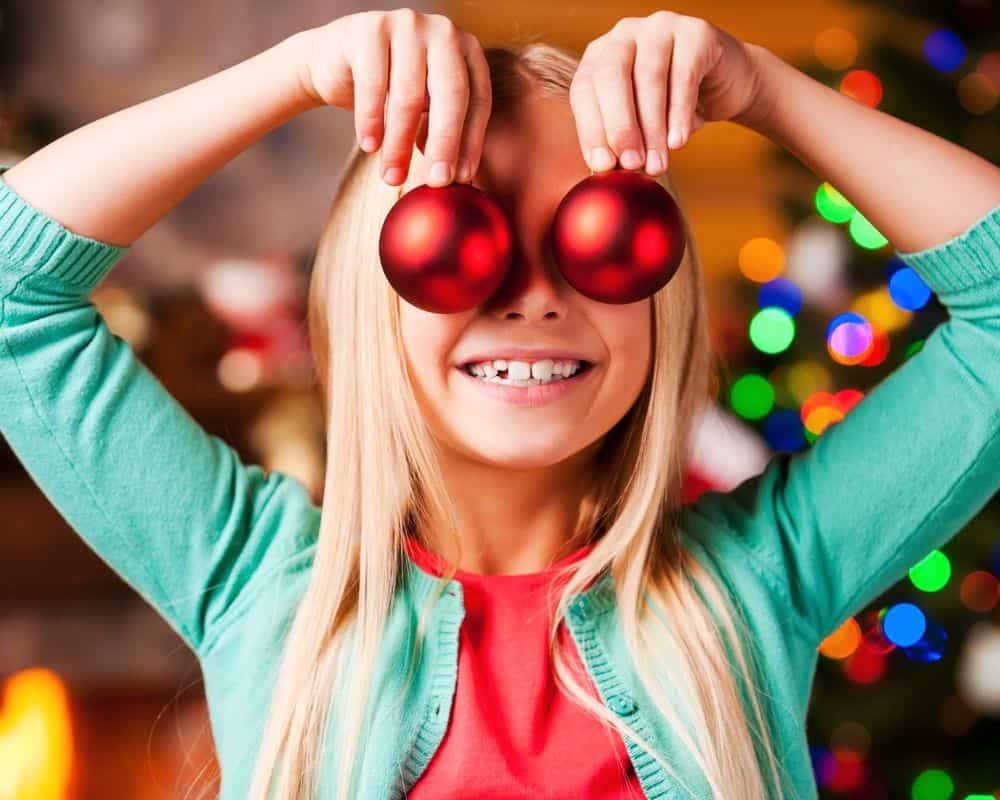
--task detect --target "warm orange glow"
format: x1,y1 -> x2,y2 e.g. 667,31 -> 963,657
819,616 -> 862,659
0,668 -> 74,800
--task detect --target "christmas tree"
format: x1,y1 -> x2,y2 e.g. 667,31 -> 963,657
720,3 -> 1000,797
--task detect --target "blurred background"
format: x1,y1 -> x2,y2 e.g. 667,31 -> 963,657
0,0 -> 998,798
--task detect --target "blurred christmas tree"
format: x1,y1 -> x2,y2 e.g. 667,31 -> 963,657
720,2 -> 1000,798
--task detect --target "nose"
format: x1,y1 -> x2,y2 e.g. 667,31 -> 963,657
485,222 -> 571,322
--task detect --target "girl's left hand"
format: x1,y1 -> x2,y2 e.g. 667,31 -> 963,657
570,11 -> 768,175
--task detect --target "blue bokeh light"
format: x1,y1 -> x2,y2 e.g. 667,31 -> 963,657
759,277 -> 804,316
923,29 -> 966,72
883,602 -> 927,647
889,266 -> 932,311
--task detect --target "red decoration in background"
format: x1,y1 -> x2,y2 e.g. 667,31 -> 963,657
379,183 -> 514,313
549,170 -> 686,304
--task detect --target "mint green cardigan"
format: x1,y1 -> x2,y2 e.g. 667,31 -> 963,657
1,163 -> 998,800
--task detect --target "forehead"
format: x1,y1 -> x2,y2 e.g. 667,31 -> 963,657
404,92 -> 587,205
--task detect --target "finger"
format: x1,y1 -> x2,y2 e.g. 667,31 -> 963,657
592,37 -> 646,171
667,20 -> 710,149
381,10 -> 429,185
569,60 -> 615,172
351,15 -> 390,152
632,33 -> 673,175
455,32 -> 492,183
422,19 -> 469,186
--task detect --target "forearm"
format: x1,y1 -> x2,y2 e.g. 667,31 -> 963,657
741,43 -> 1000,253
1,31 -> 319,247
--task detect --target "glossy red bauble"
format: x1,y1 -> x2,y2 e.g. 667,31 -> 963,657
549,170 -> 686,304
379,183 -> 514,314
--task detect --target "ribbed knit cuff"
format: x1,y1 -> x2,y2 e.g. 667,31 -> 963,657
894,202 -> 1000,297
0,163 -> 129,293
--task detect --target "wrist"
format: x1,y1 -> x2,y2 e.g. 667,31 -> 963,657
732,42 -> 782,135
274,29 -> 328,113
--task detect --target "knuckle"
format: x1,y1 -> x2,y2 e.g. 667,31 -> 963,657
430,18 -> 462,46
393,7 -> 420,24
634,59 -> 665,84
605,121 -> 639,148
684,15 -> 713,40
647,9 -> 677,25
390,87 -> 427,112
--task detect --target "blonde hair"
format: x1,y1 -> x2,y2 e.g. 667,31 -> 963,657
247,41 -> 789,800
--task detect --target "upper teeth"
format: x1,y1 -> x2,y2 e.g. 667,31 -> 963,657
466,358 -> 583,380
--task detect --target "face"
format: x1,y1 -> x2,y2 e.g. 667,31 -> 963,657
398,91 -> 653,472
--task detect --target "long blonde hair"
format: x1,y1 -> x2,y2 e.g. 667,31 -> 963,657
248,41 -> 789,800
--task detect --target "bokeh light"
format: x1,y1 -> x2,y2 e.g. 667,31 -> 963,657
911,768 -> 954,800
909,549 -> 952,593
849,212 -> 889,250
959,571 -> 1000,612
730,373 -> 775,420
840,69 -> 883,107
749,307 -> 796,354
820,617 -> 862,659
814,27 -> 858,71
888,264 -> 933,311
759,277 -> 803,316
815,183 -> 856,223
762,408 -> 807,452
827,312 -> 874,364
923,29 -> 967,72
957,71 -> 999,115
882,602 -> 927,647
738,237 -> 785,282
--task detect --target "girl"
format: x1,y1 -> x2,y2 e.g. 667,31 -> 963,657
1,8 -> 998,800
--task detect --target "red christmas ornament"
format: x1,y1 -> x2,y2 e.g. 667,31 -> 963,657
379,182 -> 514,313
549,170 -> 686,304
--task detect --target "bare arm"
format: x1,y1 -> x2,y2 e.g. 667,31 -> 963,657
1,32 -> 319,247
740,42 -> 1000,253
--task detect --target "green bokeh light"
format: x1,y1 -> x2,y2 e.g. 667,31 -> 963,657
911,768 -> 953,800
749,307 -> 795,354
730,374 -> 775,420
909,549 -> 952,593
814,184 -> 855,223
849,212 -> 889,249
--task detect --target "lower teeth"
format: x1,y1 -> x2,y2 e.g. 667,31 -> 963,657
470,371 -> 577,386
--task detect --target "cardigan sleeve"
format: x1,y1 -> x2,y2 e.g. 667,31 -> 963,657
685,201 -> 1000,646
0,165 -> 318,656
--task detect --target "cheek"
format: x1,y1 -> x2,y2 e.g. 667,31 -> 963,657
398,304 -> 468,402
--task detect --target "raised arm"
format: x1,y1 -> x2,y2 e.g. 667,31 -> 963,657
682,44 -> 1000,646
0,31 -> 323,656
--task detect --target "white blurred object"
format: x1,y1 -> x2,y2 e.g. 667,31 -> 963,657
956,621 -> 1000,715
784,217 -> 853,314
686,402 -> 772,491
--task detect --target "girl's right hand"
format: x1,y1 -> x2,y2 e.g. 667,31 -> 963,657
296,9 -> 492,188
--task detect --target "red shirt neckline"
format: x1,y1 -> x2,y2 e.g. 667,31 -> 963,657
402,533 -> 596,587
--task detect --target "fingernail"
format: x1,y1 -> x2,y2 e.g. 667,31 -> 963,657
620,149 -> 643,170
429,161 -> 452,184
645,149 -> 663,173
456,157 -> 472,182
360,135 -> 378,153
668,128 -> 684,149
590,147 -> 616,171
384,167 -> 405,185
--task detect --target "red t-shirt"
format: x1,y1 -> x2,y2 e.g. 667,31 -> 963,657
402,534 -> 647,798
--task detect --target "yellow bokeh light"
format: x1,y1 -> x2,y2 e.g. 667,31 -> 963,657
0,668 -> 73,800
851,286 -> 912,333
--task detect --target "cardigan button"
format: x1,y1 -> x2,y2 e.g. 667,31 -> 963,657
608,693 -> 637,716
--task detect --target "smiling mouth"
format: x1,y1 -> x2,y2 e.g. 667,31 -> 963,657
458,360 -> 596,384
